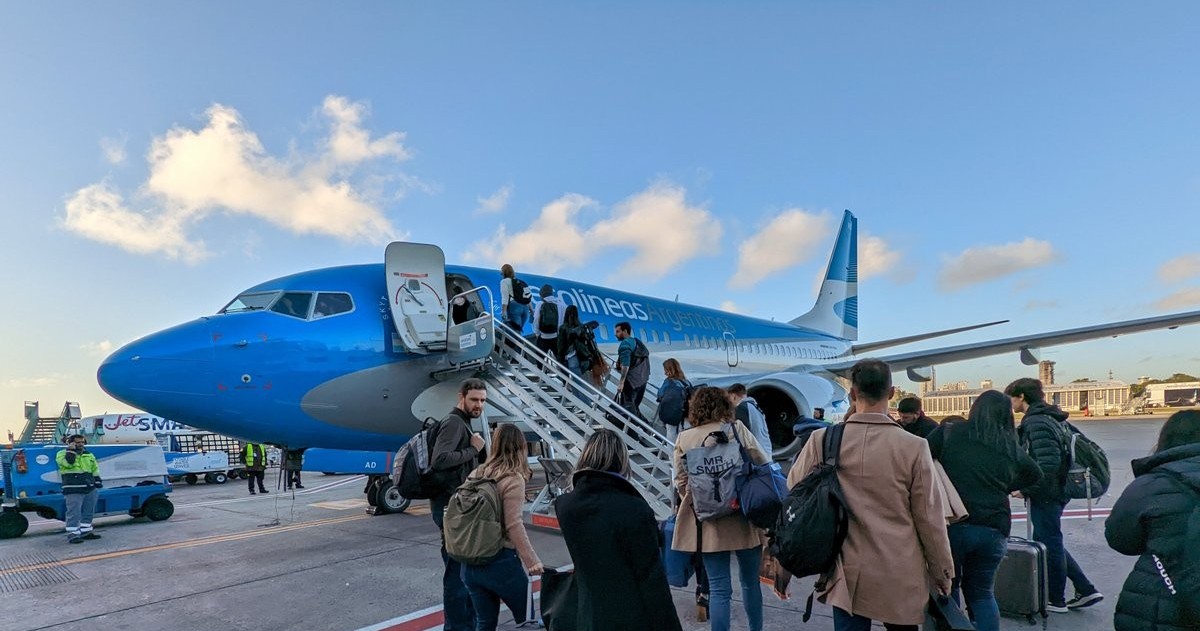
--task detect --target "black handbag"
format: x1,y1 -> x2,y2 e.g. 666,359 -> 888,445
540,568 -> 578,631
925,593 -> 975,630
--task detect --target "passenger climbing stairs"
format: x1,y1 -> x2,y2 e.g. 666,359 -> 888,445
438,319 -> 675,520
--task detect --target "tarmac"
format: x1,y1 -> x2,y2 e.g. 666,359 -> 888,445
0,415 -> 1167,631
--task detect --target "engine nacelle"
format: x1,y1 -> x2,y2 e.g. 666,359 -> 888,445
745,372 -> 847,460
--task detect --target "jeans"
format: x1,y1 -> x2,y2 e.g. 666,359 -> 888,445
433,495 -> 478,630
832,608 -> 917,631
461,548 -> 530,630
948,523 -> 1006,631
504,302 -> 529,335
64,490 -> 97,539
1029,500 -> 1097,605
565,353 -> 585,399
701,545 -> 763,631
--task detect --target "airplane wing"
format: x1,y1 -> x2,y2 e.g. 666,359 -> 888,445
821,309 -> 1200,379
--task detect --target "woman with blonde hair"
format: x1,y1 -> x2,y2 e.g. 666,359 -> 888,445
459,423 -> 543,630
672,386 -> 770,631
656,358 -> 694,441
555,430 -> 683,631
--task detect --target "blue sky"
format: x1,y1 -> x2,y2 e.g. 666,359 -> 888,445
3,3 -> 1200,436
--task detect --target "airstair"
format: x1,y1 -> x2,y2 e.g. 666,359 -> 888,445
17,401 -> 93,445
438,316 -> 676,520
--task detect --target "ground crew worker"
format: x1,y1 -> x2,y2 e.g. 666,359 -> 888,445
57,433 -> 102,544
243,442 -> 270,495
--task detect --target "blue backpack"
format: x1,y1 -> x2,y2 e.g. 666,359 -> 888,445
730,424 -> 787,529
657,378 -> 693,427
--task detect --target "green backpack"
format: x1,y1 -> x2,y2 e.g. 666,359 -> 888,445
443,477 -> 505,565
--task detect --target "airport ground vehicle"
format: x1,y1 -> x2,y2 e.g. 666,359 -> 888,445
165,450 -> 232,485
0,444 -> 174,538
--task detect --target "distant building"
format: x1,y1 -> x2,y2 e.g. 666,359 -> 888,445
1145,381 -> 1200,408
1039,360 -> 1056,386
919,367 -> 937,396
980,379 -> 993,390
924,379 -> 1130,418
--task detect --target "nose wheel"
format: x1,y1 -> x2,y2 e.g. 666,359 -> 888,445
366,477 -> 411,514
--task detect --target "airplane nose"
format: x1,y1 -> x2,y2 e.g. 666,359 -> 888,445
98,320 -> 216,412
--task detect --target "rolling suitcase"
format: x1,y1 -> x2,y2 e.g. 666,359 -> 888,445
995,536 -> 1048,624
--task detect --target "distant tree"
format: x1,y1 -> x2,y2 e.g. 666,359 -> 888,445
1071,378 -> 1095,383
1166,373 -> 1198,383
1129,373 -> 1198,398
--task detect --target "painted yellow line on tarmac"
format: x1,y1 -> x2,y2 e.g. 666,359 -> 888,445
0,513 -> 370,577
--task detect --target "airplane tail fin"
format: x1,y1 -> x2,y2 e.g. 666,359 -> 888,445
790,210 -> 858,341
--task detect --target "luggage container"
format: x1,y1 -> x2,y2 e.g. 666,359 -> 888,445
0,444 -> 174,539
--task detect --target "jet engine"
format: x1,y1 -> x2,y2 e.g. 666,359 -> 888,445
744,372 -> 847,461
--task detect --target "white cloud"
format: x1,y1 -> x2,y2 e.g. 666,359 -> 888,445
730,210 -> 834,289
1155,287 -> 1200,310
590,182 -> 722,279
321,96 -> 410,164
100,136 -> 127,165
64,97 -> 410,263
467,182 -> 720,280
63,183 -> 206,262
719,300 -> 740,313
1158,254 -> 1200,283
476,185 -> 513,215
858,233 -> 906,281
937,238 -> 1060,292
468,194 -> 596,274
2,376 -> 60,389
80,340 -> 114,357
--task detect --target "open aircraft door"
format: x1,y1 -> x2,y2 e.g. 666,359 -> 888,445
385,242 -> 449,353
723,331 -> 739,367
446,286 -> 495,366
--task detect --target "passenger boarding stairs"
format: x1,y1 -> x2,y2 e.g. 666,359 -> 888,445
17,401 -> 92,445
443,319 -> 676,520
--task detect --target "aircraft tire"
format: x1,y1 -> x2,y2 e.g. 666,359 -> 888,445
213,472 -> 228,484
374,480 -> 411,515
185,474 -> 199,485
143,497 -> 174,522
773,436 -> 805,462
366,478 -> 380,506
0,512 -> 29,539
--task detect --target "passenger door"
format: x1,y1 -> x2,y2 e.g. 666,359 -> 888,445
385,242 -> 448,353
723,331 -> 739,368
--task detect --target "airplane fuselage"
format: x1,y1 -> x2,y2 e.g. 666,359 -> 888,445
98,263 -> 850,452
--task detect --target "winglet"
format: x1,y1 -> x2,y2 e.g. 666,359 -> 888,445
790,210 -> 858,340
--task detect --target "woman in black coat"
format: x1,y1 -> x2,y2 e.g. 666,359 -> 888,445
554,429 -> 683,631
1105,410 -> 1200,631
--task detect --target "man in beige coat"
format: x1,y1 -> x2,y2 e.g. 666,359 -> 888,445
787,359 -> 954,630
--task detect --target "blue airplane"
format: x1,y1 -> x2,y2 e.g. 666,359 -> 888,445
97,210 -> 1200,486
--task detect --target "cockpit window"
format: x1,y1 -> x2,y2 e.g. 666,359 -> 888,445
270,292 -> 313,319
220,291 -> 280,314
313,292 -> 354,319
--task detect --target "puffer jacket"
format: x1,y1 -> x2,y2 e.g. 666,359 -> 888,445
1017,402 -> 1070,503
1105,442 -> 1200,631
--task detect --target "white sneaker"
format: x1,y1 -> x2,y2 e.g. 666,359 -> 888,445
1046,603 -> 1069,614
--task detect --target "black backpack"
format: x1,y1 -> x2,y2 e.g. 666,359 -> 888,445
770,423 -> 852,620
510,277 -> 532,305
538,301 -> 559,334
1062,422 -> 1111,500
630,338 -> 649,366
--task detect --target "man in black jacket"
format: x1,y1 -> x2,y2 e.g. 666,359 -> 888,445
897,396 -> 938,439
1007,378 -> 1104,613
429,378 -> 488,631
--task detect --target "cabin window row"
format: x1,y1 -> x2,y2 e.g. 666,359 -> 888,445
584,324 -> 829,359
